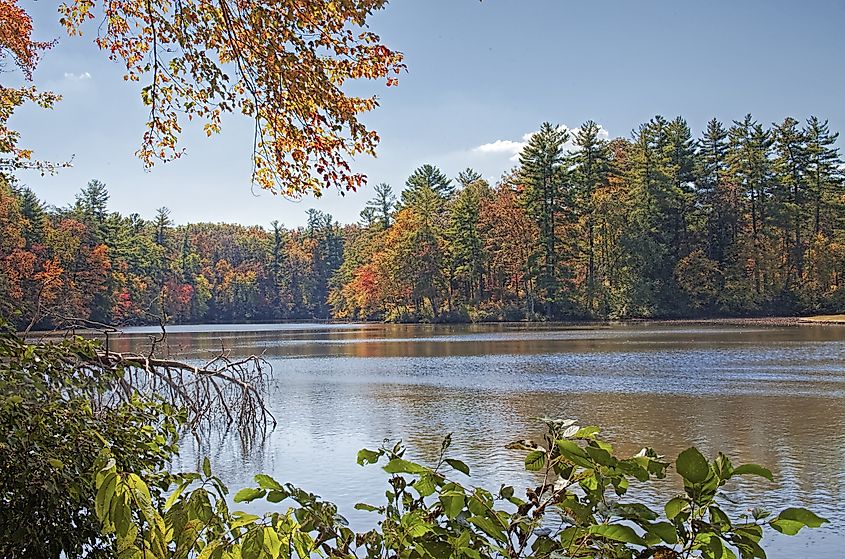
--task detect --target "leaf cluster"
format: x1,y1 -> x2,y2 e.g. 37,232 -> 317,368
93,417 -> 827,559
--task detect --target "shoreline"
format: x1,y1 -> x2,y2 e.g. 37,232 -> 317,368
23,315 -> 845,337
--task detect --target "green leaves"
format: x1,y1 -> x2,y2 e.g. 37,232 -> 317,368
356,448 -> 380,466
676,447 -> 710,483
556,439 -> 594,469
733,464 -> 774,481
439,489 -> 465,519
82,414 -> 830,559
254,474 -> 284,491
233,487 -> 266,503
588,523 -> 646,546
382,458 -> 428,475
769,508 -> 829,535
524,450 -> 546,471
444,458 -> 470,476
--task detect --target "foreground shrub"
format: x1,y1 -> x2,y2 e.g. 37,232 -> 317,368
95,418 -> 827,559
0,327 -> 181,558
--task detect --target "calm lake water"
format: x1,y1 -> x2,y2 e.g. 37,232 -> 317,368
112,322 -> 845,557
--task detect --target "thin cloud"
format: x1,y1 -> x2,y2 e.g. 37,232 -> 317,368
64,71 -> 92,81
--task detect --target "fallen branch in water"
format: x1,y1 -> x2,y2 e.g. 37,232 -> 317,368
17,315 -> 277,442
91,348 -> 277,438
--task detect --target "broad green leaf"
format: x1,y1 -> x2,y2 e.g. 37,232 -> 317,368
197,540 -> 222,559
676,447 -> 710,483
264,527 -> 282,558
440,492 -> 465,520
574,426 -> 601,439
266,490 -> 287,503
584,445 -> 614,466
202,457 -> 211,477
164,481 -> 190,511
713,453 -> 734,481
665,497 -> 689,520
769,508 -> 828,535
445,458 -> 471,476
234,487 -> 266,503
644,521 -> 677,544
615,502 -> 658,521
588,524 -> 646,546
255,474 -> 284,491
230,513 -> 261,529
383,458 -> 428,475
96,472 -> 118,520
356,448 -> 380,466
292,531 -> 313,558
556,440 -> 594,468
241,528 -> 264,559
468,516 -> 506,542
414,472 -> 436,497
354,502 -> 380,512
732,464 -> 773,481
524,450 -> 546,471
709,505 -> 732,529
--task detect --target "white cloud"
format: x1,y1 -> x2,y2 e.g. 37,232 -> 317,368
472,123 -> 611,162
473,139 -> 526,155
64,71 -> 92,81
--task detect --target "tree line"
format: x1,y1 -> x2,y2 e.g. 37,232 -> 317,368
2,114 -> 844,328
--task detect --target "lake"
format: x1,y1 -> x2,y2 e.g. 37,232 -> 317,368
111,321 -> 845,557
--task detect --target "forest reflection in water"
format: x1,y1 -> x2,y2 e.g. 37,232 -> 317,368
113,322 -> 845,557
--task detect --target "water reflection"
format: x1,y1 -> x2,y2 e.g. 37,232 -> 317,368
114,322 -> 844,557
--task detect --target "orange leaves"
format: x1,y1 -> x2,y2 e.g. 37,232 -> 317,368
0,0 -> 54,79
53,0 -> 404,198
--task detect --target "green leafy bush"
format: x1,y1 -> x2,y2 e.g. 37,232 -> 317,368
94,418 -> 827,559
0,325 -> 182,558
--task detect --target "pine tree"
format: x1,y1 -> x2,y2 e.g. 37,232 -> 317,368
519,122 -> 570,317
365,182 -> 395,229
401,164 -> 453,207
624,116 -> 683,316
571,120 -> 611,314
726,115 -> 775,296
74,179 -> 110,243
457,168 -> 483,188
772,117 -> 809,279
448,179 -> 487,303
804,117 -> 844,236
695,118 -> 737,265
14,186 -> 46,245
154,207 -> 172,246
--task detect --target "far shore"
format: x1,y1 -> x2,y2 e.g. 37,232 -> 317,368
22,314 -> 845,337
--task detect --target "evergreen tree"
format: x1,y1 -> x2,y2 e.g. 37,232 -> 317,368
457,168 -> 483,188
74,179 -> 110,243
804,117 -> 844,236
154,207 -> 172,246
448,179 -> 487,303
365,182 -> 395,229
401,164 -> 453,207
519,122 -> 570,317
624,116 -> 684,316
14,186 -> 46,245
695,118 -> 737,265
772,117 -> 809,280
570,120 -> 611,313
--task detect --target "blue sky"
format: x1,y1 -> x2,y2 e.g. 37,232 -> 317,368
12,0 -> 845,227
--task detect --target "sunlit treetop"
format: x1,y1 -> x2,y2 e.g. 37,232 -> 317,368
6,0 -> 404,196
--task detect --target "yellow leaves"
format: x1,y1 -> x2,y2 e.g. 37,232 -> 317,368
49,0 -> 403,198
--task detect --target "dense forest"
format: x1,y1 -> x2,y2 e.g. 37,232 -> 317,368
2,114 -> 844,328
